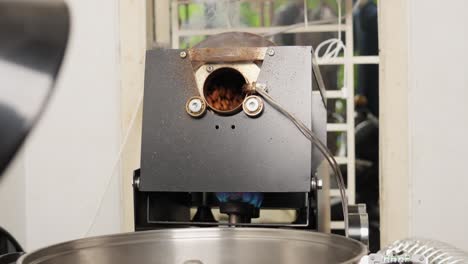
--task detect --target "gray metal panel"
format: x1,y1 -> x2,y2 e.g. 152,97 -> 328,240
311,91 -> 327,172
140,47 -> 325,192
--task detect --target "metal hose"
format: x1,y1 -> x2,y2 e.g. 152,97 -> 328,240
253,83 -> 350,237
380,238 -> 468,264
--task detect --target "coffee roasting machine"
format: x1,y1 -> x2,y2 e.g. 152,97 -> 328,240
0,7 -> 370,259
132,32 -> 368,242
2,2 -> 462,262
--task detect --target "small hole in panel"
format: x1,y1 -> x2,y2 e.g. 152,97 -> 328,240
215,125 -> 219,130
231,125 -> 236,129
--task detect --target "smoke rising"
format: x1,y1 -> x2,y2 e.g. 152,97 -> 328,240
181,0 -> 244,30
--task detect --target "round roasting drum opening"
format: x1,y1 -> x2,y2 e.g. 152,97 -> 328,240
203,67 -> 246,114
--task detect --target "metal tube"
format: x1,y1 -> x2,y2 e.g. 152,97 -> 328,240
228,214 -> 240,225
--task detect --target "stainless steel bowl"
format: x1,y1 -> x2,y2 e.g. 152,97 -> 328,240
18,228 -> 367,264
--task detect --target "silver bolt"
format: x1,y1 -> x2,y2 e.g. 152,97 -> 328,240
133,176 -> 140,189
267,48 -> 275,56
242,95 -> 263,117
206,65 -> 214,72
188,98 -> 203,113
180,51 -> 187,58
311,177 -> 322,190
246,98 -> 259,112
186,96 -> 206,117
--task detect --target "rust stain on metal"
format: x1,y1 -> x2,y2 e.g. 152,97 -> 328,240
188,47 -> 267,63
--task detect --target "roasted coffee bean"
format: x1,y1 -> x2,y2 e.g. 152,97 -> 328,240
206,85 -> 244,111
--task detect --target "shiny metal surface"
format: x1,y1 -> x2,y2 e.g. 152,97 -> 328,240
380,238 -> 468,264
348,212 -> 369,246
18,228 -> 367,264
348,204 -> 369,246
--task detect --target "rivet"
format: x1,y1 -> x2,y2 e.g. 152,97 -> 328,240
267,48 -> 275,56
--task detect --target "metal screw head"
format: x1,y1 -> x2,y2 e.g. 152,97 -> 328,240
133,176 -> 140,189
180,51 -> 187,58
186,96 -> 206,118
311,177 -> 322,190
246,98 -> 259,112
267,48 -> 275,56
242,95 -> 263,117
190,100 -> 202,112
206,65 -> 214,72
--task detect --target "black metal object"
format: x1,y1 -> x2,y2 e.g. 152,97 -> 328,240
0,226 -> 22,255
0,252 -> 24,264
140,46 -> 324,193
0,0 -> 69,260
219,202 -> 259,223
192,205 -> 216,223
0,226 -> 24,264
134,171 -> 316,229
135,39 -> 327,230
0,0 -> 70,174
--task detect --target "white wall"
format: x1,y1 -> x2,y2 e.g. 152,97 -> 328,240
0,153 -> 27,247
118,0 -> 150,232
408,0 -> 468,250
0,0 -> 122,250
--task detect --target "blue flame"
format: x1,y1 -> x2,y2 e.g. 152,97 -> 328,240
216,192 -> 264,208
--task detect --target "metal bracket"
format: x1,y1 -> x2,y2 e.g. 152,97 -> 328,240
348,204 -> 369,246
145,194 -> 310,227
